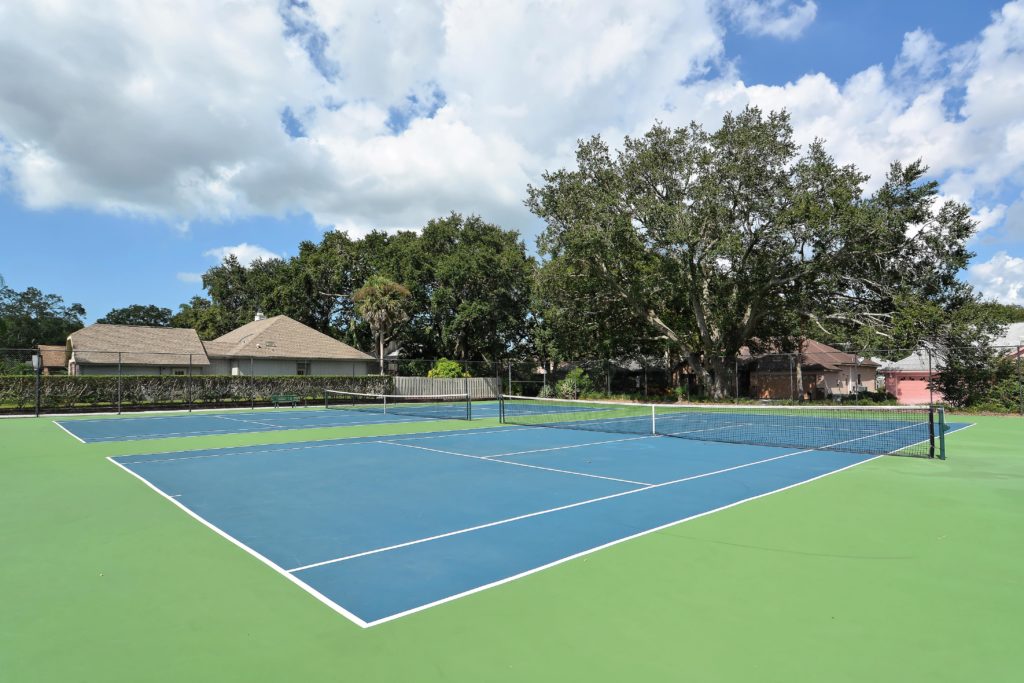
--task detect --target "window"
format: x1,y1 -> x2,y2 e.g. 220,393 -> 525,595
296,361 -> 311,376
173,369 -> 186,376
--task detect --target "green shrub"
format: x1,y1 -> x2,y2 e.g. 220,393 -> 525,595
538,383 -> 556,398
427,358 -> 469,379
556,367 -> 593,399
0,374 -> 393,414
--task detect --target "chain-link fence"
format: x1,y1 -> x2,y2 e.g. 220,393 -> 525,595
499,344 -> 1024,414
4,343 -> 1023,415
0,348 -> 390,415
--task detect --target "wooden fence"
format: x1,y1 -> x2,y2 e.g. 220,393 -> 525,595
393,376 -> 499,399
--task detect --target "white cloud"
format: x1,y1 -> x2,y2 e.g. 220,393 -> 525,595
969,251 -> 1024,303
203,243 -> 282,266
893,29 -> 945,81
723,0 -> 818,40
0,0 -> 1021,252
176,272 -> 203,284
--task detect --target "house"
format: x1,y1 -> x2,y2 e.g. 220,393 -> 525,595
68,325 -> 210,375
994,322 -> 1024,354
37,344 -> 68,375
747,339 -> 880,400
879,349 -> 945,405
881,322 -> 1024,405
67,314 -> 375,376
201,314 -> 375,376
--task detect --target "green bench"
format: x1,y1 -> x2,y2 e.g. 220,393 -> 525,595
271,394 -> 299,408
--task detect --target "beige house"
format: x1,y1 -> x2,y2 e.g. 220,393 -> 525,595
37,344 -> 69,375
747,339 -> 880,400
67,314 -> 375,376
201,315 -> 374,376
68,325 -> 210,375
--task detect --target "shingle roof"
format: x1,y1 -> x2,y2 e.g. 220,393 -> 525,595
994,322 -> 1024,348
744,339 -> 880,372
37,344 -> 66,369
69,324 -> 210,366
880,349 -> 940,373
205,315 -> 374,361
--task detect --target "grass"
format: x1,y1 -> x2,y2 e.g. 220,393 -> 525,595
1,412 -> 1021,681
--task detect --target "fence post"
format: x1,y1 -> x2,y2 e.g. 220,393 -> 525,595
250,356 -> 255,410
734,358 -> 739,402
855,353 -> 861,405
34,356 -> 41,418
508,362 -> 512,396
789,354 -> 794,401
927,348 -> 934,406
188,354 -> 193,413
117,352 -> 122,415
1017,344 -> 1022,415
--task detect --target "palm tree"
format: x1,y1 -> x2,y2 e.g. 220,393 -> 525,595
353,276 -> 411,374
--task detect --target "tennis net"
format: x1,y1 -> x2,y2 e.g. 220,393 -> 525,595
499,395 -> 944,458
325,390 -> 472,421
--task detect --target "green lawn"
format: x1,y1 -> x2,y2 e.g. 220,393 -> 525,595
1,413 -> 1021,682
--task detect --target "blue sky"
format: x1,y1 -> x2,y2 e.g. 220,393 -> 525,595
1,0 -> 1022,322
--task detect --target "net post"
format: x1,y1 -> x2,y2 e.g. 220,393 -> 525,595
927,407 -> 935,458
937,406 -> 946,460
324,390 -> 329,409
499,394 -> 505,424
651,404 -> 656,435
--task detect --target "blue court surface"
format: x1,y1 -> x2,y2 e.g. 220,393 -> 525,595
56,402 -> 502,443
108,420 -> 967,627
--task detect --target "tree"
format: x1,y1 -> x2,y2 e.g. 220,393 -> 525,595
169,296 -> 227,340
427,358 -> 469,378
528,108 -> 979,397
418,214 -> 535,361
0,277 -> 86,347
97,304 -> 173,327
353,275 -> 411,374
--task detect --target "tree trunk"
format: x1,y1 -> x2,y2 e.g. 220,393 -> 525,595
378,332 -> 385,375
706,356 -> 735,400
794,341 -> 803,401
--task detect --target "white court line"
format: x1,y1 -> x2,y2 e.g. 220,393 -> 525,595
106,456 -> 370,629
81,415 -> 422,443
289,422 -> 919,575
214,414 -> 288,429
53,408 -> 327,425
289,442 -> 829,574
660,421 -> 753,436
114,419 -> 922,628
383,440 -> 653,486
364,451 -> 888,627
484,434 -> 656,459
52,420 -> 86,444
115,426 -> 544,466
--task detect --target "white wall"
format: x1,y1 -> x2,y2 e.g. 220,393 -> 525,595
202,358 -> 374,376
311,360 -> 373,376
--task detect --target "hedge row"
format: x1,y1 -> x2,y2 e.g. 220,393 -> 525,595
0,374 -> 393,413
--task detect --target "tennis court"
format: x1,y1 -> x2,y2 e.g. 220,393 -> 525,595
56,394 -> 502,443
109,402 -> 970,626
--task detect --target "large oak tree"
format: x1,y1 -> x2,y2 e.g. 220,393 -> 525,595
527,107 -> 978,397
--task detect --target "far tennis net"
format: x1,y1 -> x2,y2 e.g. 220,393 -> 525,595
325,390 -> 472,421
500,395 -> 945,458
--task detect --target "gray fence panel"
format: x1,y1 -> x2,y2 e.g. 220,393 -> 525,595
393,376 -> 499,399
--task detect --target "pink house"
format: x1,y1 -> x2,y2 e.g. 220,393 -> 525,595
880,350 -> 944,405
881,323 -> 1024,405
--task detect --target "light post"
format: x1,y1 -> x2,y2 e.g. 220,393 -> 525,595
31,352 -> 42,417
